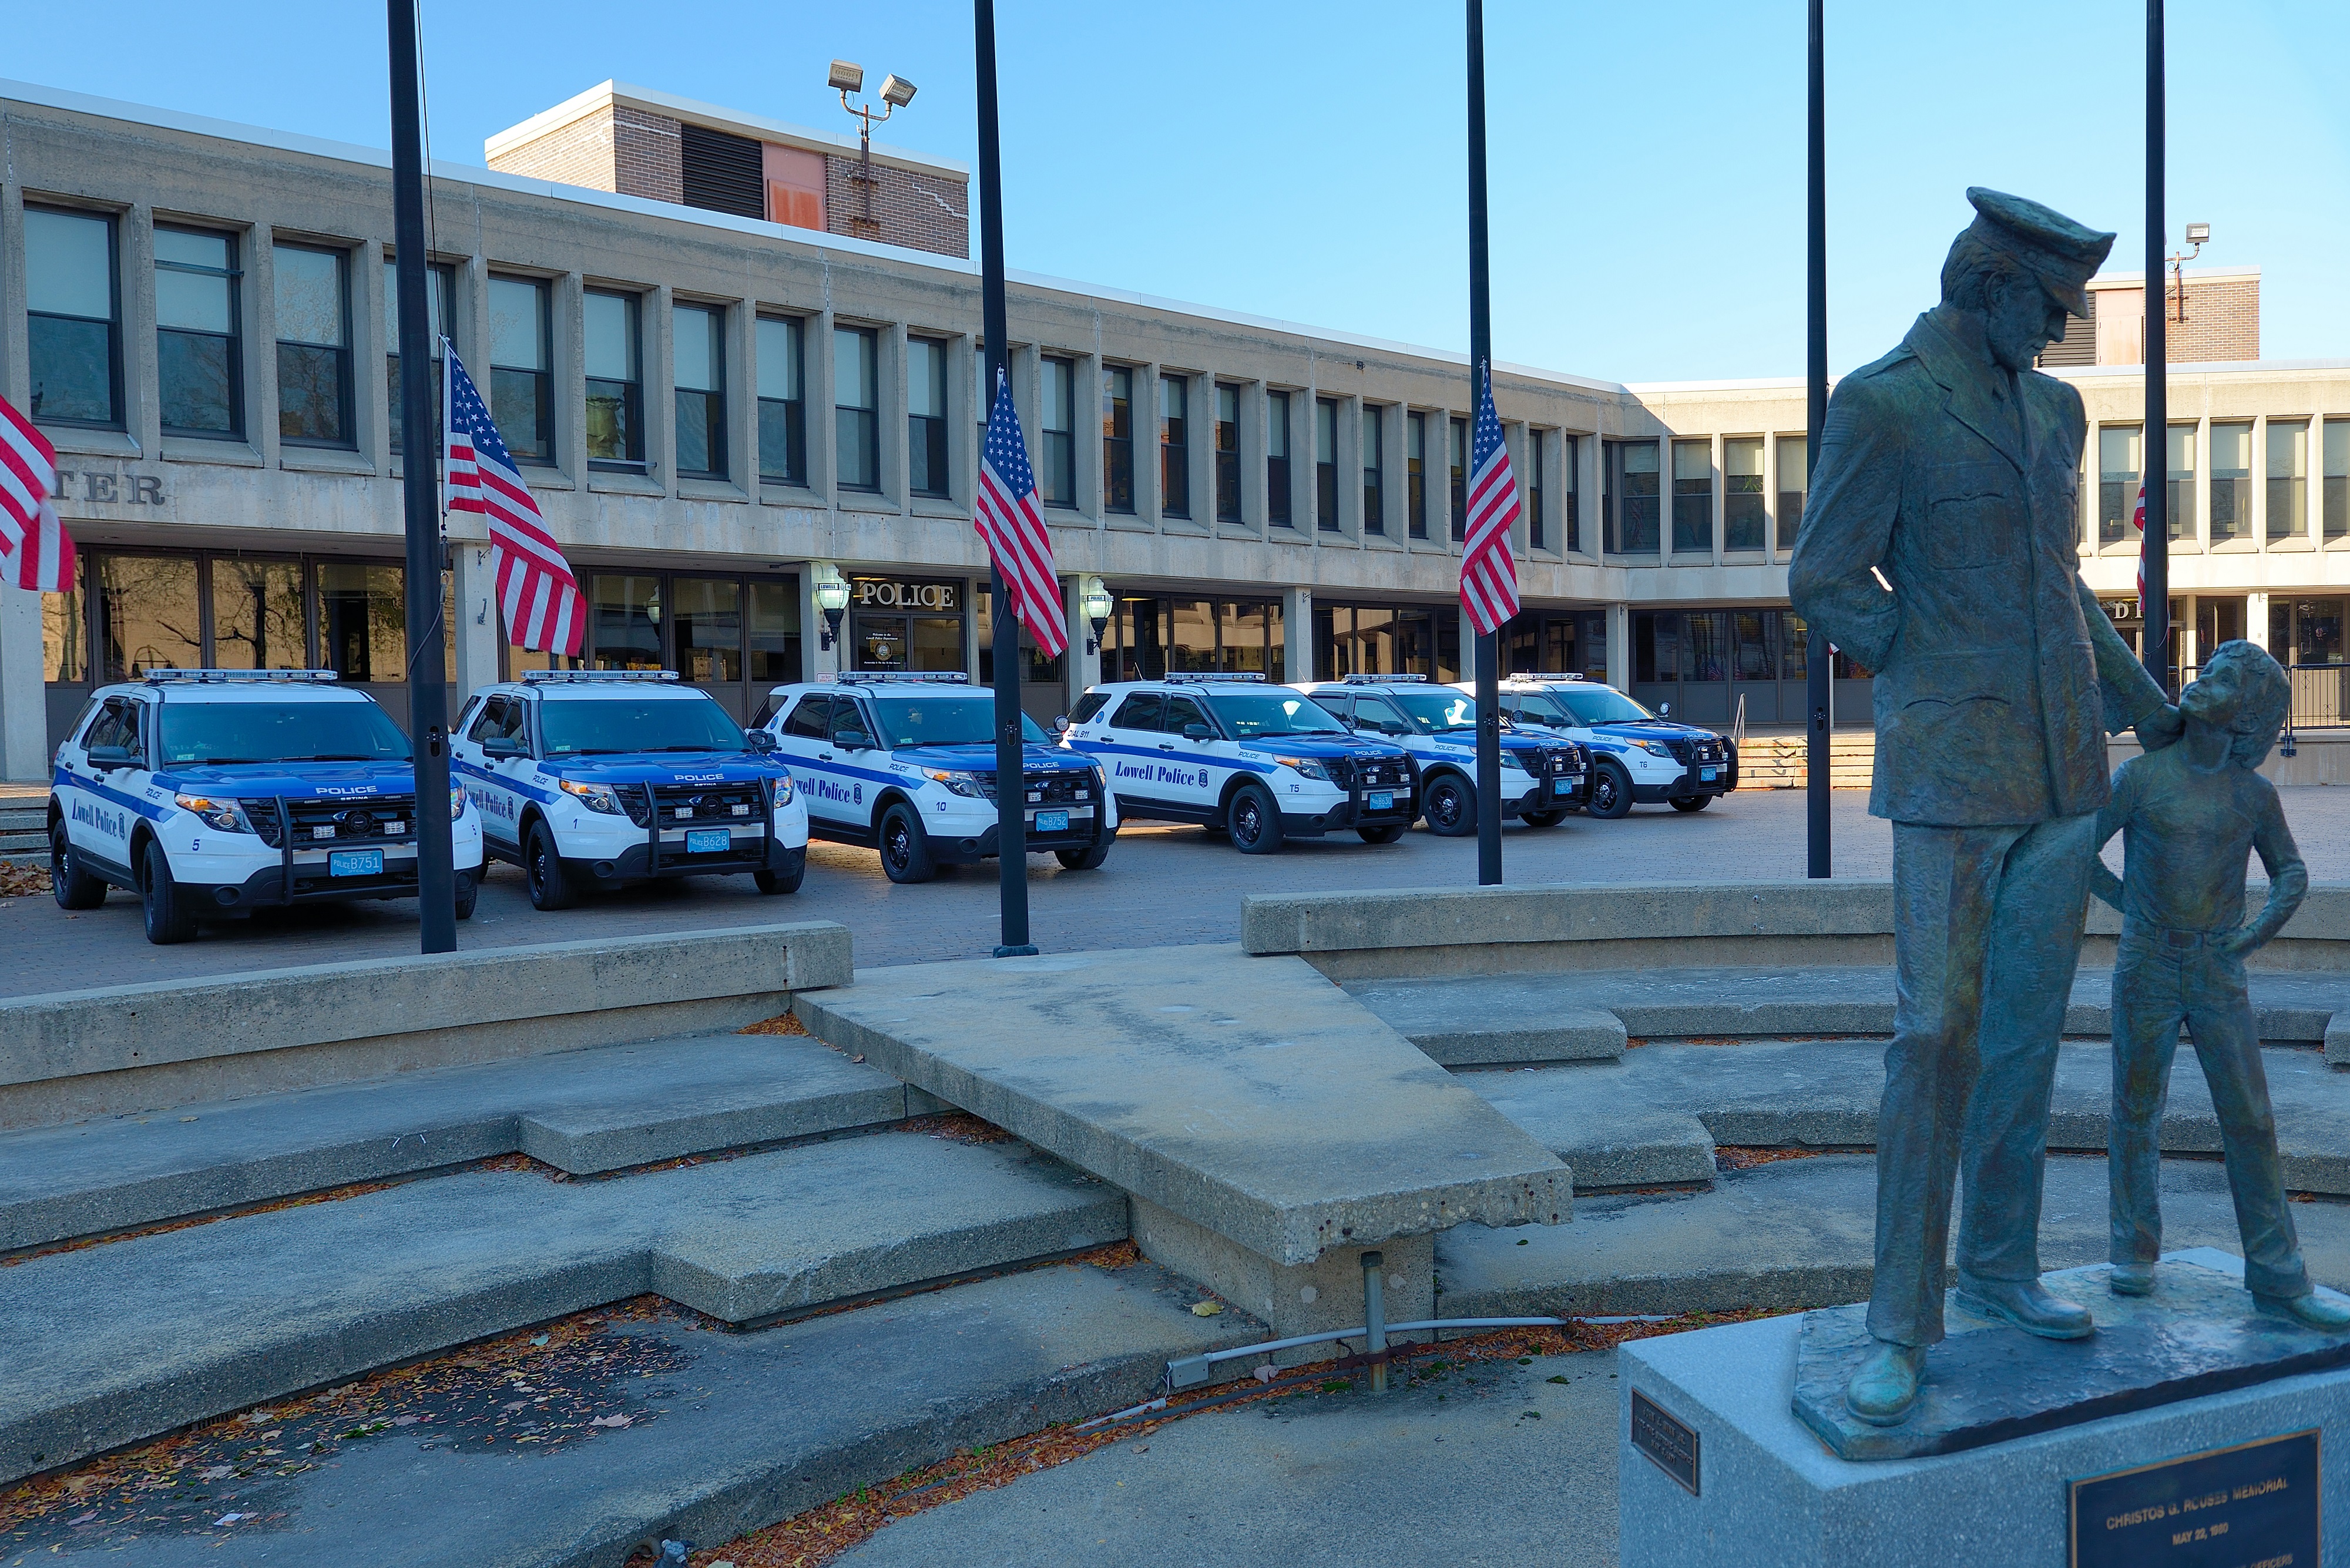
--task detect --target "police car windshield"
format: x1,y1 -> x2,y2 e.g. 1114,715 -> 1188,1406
157,701 -> 412,766
1203,693 -> 1347,740
540,696 -> 746,756
1390,691 -> 1478,733
869,696 -> 1050,748
1546,685 -> 1656,726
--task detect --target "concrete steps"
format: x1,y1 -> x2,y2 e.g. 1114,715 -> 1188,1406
0,805 -> 41,867
0,1126 -> 1132,1484
1734,732 -> 1875,789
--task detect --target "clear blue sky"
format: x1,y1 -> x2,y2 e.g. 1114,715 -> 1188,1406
14,1 -> 2346,381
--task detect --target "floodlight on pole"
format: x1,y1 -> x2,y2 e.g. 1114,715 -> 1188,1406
2168,219 -> 2208,324
881,74 -> 918,109
831,58 -> 917,238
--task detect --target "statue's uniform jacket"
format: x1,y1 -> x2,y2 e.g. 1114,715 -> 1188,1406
1790,304 -> 2162,827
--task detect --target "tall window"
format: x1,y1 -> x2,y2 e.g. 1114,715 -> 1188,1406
1449,417 -> 1469,540
1214,383 -> 1241,522
1609,440 -> 1660,553
1775,435 -> 1807,552
2098,425 -> 2141,546
384,257 -> 451,455
757,316 -> 806,485
673,303 -> 726,480
1160,374 -> 1189,518
584,290 -> 643,469
1407,413 -> 1429,539
156,227 -> 240,440
835,325 -> 878,491
274,244 -> 351,447
487,276 -> 552,464
1102,365 -> 1134,513
1315,397 -> 1340,532
2325,419 -> 2349,543
908,337 -> 948,497
1525,429 -> 1543,550
1723,437 -> 1765,551
2268,419 -> 2308,543
2167,425 -> 2195,543
1671,439 -> 1713,555
1040,355 -> 1076,507
1560,434 -> 1580,552
25,207 -> 120,428
1267,391 -> 1292,527
2211,421 -> 2252,542
1362,406 -> 1385,535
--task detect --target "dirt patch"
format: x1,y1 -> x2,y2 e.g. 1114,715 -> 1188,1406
738,1014 -> 810,1037
1713,1146 -> 1841,1173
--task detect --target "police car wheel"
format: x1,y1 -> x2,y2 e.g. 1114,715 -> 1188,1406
139,838 -> 199,945
525,823 -> 581,911
879,803 -> 938,884
1227,783 -> 1284,855
1669,794 -> 1713,812
1054,844 -> 1111,871
453,872 -> 479,921
1356,823 -> 1406,845
1423,775 -> 1476,837
755,865 -> 805,895
51,823 -> 108,909
1520,809 -> 1568,828
1588,760 -> 1634,820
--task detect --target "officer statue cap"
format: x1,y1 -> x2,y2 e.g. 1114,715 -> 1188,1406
1962,187 -> 2115,318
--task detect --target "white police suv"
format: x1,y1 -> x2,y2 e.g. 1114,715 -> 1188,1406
1063,673 -> 1417,852
755,672 -> 1114,884
49,669 -> 485,944
1468,675 -> 1735,819
452,670 -> 808,909
1302,675 -> 1589,836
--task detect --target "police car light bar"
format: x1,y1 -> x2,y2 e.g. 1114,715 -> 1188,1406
834,671 -> 971,684
1164,672 -> 1267,683
1529,673 -> 1589,683
143,669 -> 340,684
1339,673 -> 1428,684
521,670 -> 681,683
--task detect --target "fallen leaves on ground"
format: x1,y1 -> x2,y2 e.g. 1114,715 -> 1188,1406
737,1014 -> 810,1036
1712,1146 -> 1839,1173
0,864 -> 50,899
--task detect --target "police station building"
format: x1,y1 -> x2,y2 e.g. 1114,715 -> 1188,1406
5,76 -> 2349,780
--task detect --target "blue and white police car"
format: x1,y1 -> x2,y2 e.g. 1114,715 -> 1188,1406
1302,675 -> 1588,836
1466,674 -> 1735,819
754,672 -> 1114,884
1063,673 -> 1418,852
451,670 -> 808,909
48,669 -> 485,945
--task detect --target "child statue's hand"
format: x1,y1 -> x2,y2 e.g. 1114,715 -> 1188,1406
2217,925 -> 2262,959
2136,704 -> 2186,753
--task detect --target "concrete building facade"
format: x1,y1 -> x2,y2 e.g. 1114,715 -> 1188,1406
4,78 -> 2348,781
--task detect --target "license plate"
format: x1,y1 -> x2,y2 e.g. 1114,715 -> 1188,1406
1700,767 -> 1720,781
686,829 -> 731,854
328,849 -> 382,878
1367,791 -> 1394,810
1035,810 -> 1069,834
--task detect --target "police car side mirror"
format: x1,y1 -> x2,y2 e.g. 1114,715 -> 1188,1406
1658,702 -> 1673,719
481,737 -> 523,760
86,743 -> 133,771
1181,723 -> 1212,742
832,729 -> 872,751
1053,714 -> 1070,734
744,729 -> 778,754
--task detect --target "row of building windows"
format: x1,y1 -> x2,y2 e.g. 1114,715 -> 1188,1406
2092,419 -> 2350,548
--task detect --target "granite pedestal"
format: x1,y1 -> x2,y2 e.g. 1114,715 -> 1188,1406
1620,1251 -> 2350,1567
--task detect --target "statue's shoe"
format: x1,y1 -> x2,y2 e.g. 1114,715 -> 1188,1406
2255,1290 -> 2350,1331
1956,1276 -> 2096,1339
2109,1263 -> 2156,1297
1845,1339 -> 1926,1426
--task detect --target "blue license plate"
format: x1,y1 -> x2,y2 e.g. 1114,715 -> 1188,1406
1367,791 -> 1394,811
328,849 -> 382,878
1699,767 -> 1720,782
686,829 -> 731,854
1035,810 -> 1069,834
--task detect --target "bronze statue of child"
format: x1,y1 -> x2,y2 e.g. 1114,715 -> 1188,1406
2089,639 -> 2349,1328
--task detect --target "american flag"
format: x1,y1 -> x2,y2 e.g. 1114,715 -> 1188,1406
0,394 -> 75,593
1459,360 -> 1521,636
2131,479 -> 2148,615
975,366 -> 1067,659
443,343 -> 583,656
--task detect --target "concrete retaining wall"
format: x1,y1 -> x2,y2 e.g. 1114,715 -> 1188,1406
1243,881 -> 2350,982
0,922 -> 853,1127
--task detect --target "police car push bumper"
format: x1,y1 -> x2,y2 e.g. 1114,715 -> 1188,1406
472,756 -> 804,888
878,743 -> 1108,864
159,763 -> 483,908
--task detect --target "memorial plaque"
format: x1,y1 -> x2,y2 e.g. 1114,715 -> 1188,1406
2070,1429 -> 2319,1567
1630,1389 -> 1699,1496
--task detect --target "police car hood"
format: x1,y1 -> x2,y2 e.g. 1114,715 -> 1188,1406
1237,734 -> 1404,760
152,759 -> 422,799
1584,721 -> 1717,744
889,742 -> 1094,774
534,752 -> 787,785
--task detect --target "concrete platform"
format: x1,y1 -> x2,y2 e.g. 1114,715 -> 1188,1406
0,1129 -> 1127,1484
1342,974 -> 1626,1065
0,1030 -> 918,1251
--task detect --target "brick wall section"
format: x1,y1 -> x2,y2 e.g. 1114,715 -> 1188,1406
610,106 -> 683,206
488,105 -> 683,205
486,107 -> 619,191
2164,276 -> 2258,363
824,155 -> 969,258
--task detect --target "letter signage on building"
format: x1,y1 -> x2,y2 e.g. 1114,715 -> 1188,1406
851,577 -> 961,612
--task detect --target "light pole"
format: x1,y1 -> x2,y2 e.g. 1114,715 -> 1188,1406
1804,0 -> 1831,879
828,59 -> 918,241
2143,0 -> 2170,695
1466,0 -> 1502,889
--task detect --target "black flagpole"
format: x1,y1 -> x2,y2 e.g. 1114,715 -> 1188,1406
389,0 -> 456,952
2143,0 -> 2170,693
1467,0 -> 1502,888
976,0 -> 1033,956
1803,0 -> 1831,880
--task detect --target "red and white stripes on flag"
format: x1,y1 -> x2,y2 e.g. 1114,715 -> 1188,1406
442,343 -> 584,656
975,365 -> 1068,659
2131,479 -> 2148,615
0,395 -> 76,593
1459,360 -> 1521,636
